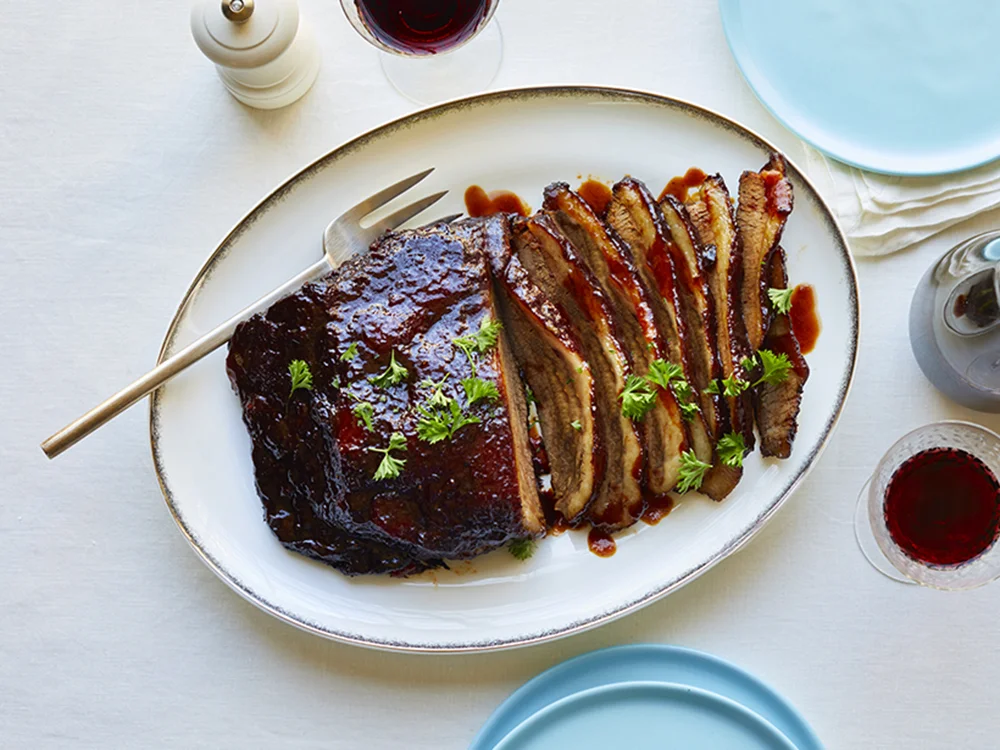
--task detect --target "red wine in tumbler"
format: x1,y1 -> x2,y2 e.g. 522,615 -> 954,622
356,0 -> 492,54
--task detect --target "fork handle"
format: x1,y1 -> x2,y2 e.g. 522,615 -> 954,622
41,257 -> 332,459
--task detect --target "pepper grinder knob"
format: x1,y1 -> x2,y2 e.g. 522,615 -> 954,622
190,0 -> 320,110
221,0 -> 254,22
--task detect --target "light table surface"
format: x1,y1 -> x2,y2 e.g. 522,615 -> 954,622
3,1 -> 1000,747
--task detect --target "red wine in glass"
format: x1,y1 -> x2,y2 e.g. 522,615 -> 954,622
884,447 -> 1000,566
355,0 -> 492,55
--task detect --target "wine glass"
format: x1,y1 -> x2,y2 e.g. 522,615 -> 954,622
340,0 -> 503,104
854,421 -> 1000,590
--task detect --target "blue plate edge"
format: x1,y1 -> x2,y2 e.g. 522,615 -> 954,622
716,0 -> 1000,177
491,681 -> 799,750
469,644 -> 823,750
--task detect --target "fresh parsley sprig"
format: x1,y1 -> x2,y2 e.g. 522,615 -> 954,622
645,359 -> 684,390
352,401 -> 375,432
677,450 -> 712,493
287,360 -> 313,402
570,419 -> 582,432
339,342 -> 359,362
644,359 -> 699,421
620,374 -> 657,421
678,402 -> 700,422
416,400 -> 481,444
369,432 -> 407,481
508,538 -> 537,561
462,377 -> 500,406
707,374 -> 750,399
369,351 -> 408,388
768,287 -> 795,315
717,432 -> 747,468
453,317 -> 503,368
754,349 -> 793,386
419,375 -> 452,409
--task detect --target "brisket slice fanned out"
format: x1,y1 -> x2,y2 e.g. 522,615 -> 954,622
738,154 -> 794,351
606,178 -> 715,468
685,174 -> 754,500
755,247 -> 809,458
489,236 -> 602,523
543,183 -> 687,497
657,194 -> 742,501
227,216 -> 543,571
511,213 -> 644,529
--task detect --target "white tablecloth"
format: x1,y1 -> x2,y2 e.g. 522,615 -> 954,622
4,1 -> 1000,747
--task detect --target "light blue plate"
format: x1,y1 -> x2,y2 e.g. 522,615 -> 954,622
470,645 -> 822,749
493,682 -> 797,750
719,0 -> 1000,175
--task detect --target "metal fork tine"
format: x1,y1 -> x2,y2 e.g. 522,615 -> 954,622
343,168 -> 435,223
364,190 -> 449,236
423,213 -> 464,227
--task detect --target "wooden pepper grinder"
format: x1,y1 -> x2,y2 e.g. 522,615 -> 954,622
190,0 -> 320,110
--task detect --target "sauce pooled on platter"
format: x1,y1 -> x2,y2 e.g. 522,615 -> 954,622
788,284 -> 820,354
588,527 -> 617,557
465,186 -> 530,218
659,167 -> 708,203
577,179 -> 613,216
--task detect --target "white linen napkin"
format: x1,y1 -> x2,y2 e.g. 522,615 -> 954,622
802,146 -> 1000,257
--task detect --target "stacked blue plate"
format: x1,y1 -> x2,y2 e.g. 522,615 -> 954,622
470,645 -> 822,750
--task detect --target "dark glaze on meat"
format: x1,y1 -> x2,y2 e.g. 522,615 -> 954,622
754,247 -> 809,458
605,177 -> 716,469
227,217 -> 542,573
685,174 -> 754,500
544,183 -> 687,499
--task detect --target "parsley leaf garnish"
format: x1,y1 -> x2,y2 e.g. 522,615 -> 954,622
672,379 -> 694,403
525,386 -> 537,406
754,349 -> 793,386
720,374 -> 750,398
369,351 -> 408,388
287,360 -> 313,401
679,401 -> 700,422
416,400 -> 481,444
462,376 -> 500,406
352,401 -> 375,432
369,432 -> 407,481
717,432 -> 747,468
570,419 -> 582,431
705,380 -> 721,396
453,316 -> 503,367
620,374 -> 656,420
508,538 -> 537,561
645,359 -> 684,390
740,354 -> 757,373
677,450 -> 711,493
768,287 -> 795,315
339,342 -> 359,362
419,375 -> 452,409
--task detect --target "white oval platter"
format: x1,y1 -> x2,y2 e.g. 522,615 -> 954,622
150,87 -> 858,653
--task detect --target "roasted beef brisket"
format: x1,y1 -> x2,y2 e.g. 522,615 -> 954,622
226,159 -> 811,576
227,216 -> 543,574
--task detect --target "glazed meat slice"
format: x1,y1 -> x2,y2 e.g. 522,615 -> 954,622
754,247 -> 809,458
738,154 -> 794,351
228,216 -> 544,568
658,195 -> 727,437
226,286 -> 422,577
685,174 -> 754,499
489,238 -> 602,523
606,179 -> 715,469
511,213 -> 644,529
543,183 -> 687,497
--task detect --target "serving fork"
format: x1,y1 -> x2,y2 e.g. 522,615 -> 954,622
41,168 -> 454,459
